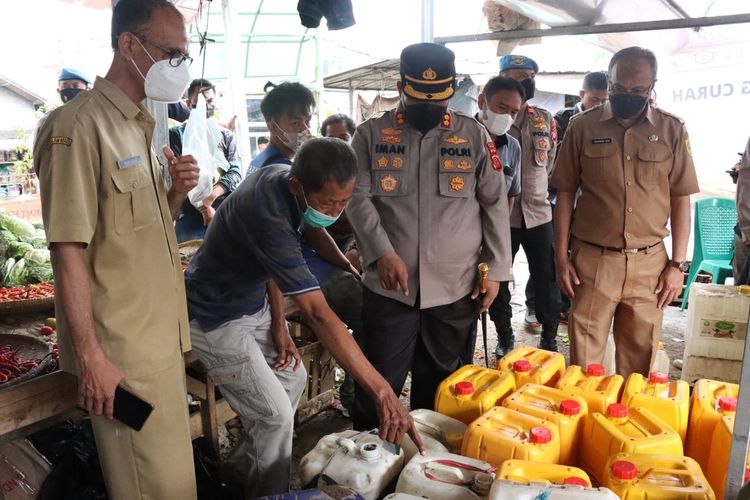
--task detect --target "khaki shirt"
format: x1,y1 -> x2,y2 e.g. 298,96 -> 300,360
34,77 -> 189,378
551,102 -> 700,249
508,104 -> 557,229
347,108 -> 513,309
736,136 -> 750,241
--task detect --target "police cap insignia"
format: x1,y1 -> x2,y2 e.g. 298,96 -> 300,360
400,43 -> 456,102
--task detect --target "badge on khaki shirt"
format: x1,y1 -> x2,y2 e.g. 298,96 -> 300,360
392,157 -> 403,169
486,141 -> 502,171
380,173 -> 399,192
449,175 -> 465,191
49,136 -> 72,147
444,135 -> 468,145
381,135 -> 401,144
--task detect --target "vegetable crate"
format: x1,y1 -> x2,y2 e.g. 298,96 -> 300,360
294,334 -> 335,424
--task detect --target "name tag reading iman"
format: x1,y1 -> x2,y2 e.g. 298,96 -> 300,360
116,156 -> 141,170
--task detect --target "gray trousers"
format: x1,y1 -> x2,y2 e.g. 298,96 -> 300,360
189,301 -> 307,498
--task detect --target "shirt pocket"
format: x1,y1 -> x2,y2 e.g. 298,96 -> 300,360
582,144 -> 616,181
533,136 -> 552,167
111,167 -> 157,234
636,145 -> 672,186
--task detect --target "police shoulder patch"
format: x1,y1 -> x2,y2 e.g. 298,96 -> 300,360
50,136 -> 72,147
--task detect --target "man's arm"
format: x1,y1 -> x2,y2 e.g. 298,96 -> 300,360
293,290 -> 422,450
554,191 -> 580,299
266,280 -> 301,371
304,228 -> 359,278
51,243 -> 125,418
655,195 -> 690,309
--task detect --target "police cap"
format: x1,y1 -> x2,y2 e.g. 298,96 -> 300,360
499,55 -> 539,74
58,68 -> 92,85
400,43 -> 456,101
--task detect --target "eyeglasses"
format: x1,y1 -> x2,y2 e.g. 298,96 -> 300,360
608,82 -> 654,97
135,34 -> 193,68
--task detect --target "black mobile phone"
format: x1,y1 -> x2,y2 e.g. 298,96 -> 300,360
113,385 -> 154,431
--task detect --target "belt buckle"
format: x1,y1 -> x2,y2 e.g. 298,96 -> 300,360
623,248 -> 639,254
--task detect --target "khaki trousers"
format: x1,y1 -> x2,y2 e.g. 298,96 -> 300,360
568,239 -> 668,377
90,356 -> 197,500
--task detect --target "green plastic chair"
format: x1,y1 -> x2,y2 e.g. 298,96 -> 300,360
680,197 -> 736,310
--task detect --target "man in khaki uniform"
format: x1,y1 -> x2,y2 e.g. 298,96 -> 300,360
33,1 -> 198,498
347,43 -> 512,430
552,46 -> 699,377
492,54 -> 562,354
734,136 -> 750,281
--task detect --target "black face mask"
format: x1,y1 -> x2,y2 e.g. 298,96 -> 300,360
520,78 -> 535,101
206,107 -> 215,119
60,87 -> 84,103
403,102 -> 445,134
609,93 -> 648,119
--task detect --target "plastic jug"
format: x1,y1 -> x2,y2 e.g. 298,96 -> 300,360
497,459 -> 591,487
621,371 -> 690,442
395,452 -> 496,499
435,364 -> 516,425
488,480 -> 620,499
705,414 -> 750,500
298,430 -> 405,500
496,346 -> 566,388
502,383 -> 588,465
685,378 -> 739,471
603,453 -> 714,499
578,404 -> 683,486
556,364 -> 624,415
400,409 -> 467,462
461,406 -> 560,467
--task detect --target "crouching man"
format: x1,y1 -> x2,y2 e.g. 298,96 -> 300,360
184,138 -> 423,497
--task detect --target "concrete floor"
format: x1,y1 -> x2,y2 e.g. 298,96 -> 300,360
286,247 -> 690,488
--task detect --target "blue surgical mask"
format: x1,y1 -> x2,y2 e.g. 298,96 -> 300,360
300,189 -> 342,228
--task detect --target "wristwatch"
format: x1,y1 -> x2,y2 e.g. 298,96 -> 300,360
668,260 -> 690,272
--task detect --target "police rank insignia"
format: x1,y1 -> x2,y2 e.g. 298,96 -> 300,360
486,141 -> 502,171
392,157 -> 403,169
450,176 -> 465,191
535,150 -> 547,164
443,159 -> 455,170
440,112 -> 452,129
458,160 -> 471,170
377,156 -> 389,168
535,138 -> 549,150
381,128 -> 402,135
395,111 -> 405,126
422,67 -> 437,80
443,135 -> 468,145
649,134 -> 659,142
380,174 -> 398,192
381,135 -> 401,144
50,136 -> 72,147
551,119 -> 558,142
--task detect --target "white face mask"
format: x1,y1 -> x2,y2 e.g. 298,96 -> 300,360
275,121 -> 313,152
480,106 -> 514,136
131,37 -> 190,103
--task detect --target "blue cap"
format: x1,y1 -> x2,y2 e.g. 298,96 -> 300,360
58,68 -> 92,85
499,55 -> 539,73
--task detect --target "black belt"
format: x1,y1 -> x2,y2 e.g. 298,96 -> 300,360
580,239 -> 661,254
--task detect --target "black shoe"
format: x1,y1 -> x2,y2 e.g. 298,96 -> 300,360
495,326 -> 515,358
539,325 -> 558,352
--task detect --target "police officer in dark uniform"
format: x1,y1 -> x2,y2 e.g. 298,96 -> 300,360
57,68 -> 92,103
493,54 -> 562,355
347,43 -> 513,430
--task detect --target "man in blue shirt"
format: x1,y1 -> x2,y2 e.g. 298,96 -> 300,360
247,82 -> 315,174
185,138 -> 422,497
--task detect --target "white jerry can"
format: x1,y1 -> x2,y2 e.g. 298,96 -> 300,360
400,409 -> 468,462
299,430 -> 405,500
395,452 -> 495,499
489,480 -> 620,499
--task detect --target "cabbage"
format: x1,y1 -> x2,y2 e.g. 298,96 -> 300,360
25,248 -> 50,263
24,259 -> 53,284
0,211 -> 35,240
7,240 -> 33,260
5,258 -> 25,286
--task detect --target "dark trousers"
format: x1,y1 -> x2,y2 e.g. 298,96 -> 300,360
352,288 -> 477,431
525,278 -> 570,314
489,221 -> 561,330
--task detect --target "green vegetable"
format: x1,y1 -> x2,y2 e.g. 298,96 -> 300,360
5,258 -> 25,286
7,240 -> 33,260
0,211 -> 35,241
25,248 -> 50,263
24,259 -> 53,284
28,229 -> 48,249
2,258 -> 15,285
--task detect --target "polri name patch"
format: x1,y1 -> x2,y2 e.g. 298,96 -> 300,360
591,138 -> 612,144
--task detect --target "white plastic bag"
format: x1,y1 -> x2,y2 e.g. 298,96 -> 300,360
182,94 -> 215,208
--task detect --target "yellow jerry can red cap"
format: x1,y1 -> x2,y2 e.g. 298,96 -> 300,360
529,426 -> 551,444
611,460 -> 638,480
607,403 -> 628,418
454,381 -> 475,395
719,396 -> 738,411
563,476 -> 589,487
513,359 -> 532,372
587,363 -> 605,376
560,399 -> 581,416
649,371 -> 669,383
